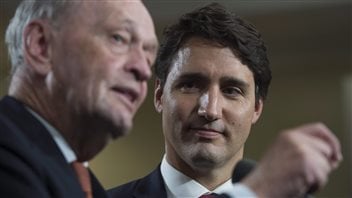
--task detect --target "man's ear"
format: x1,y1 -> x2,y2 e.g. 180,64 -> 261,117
154,79 -> 163,113
252,98 -> 263,124
23,20 -> 53,76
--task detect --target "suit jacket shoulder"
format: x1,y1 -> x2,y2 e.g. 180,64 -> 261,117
108,165 -> 167,198
0,96 -> 107,198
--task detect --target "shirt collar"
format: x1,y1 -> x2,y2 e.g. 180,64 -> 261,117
26,107 -> 77,163
160,155 -> 233,198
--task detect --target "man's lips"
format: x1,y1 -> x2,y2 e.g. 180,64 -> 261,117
111,86 -> 139,110
190,127 -> 223,139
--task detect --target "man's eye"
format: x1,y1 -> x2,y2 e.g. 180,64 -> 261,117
112,34 -> 125,43
111,33 -> 131,53
179,82 -> 199,93
222,87 -> 242,97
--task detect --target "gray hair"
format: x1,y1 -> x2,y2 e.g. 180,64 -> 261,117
5,0 -> 76,73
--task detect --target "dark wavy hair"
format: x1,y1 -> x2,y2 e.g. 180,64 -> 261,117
154,3 -> 272,102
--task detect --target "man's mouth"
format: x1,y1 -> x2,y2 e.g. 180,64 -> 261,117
111,86 -> 139,110
190,127 -> 223,139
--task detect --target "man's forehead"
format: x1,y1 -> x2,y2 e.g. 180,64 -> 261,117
78,0 -> 145,17
77,1 -> 156,36
169,41 -> 254,83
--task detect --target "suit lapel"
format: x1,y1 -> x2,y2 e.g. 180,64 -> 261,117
89,169 -> 108,198
133,165 -> 167,198
0,96 -> 69,168
0,96 -> 89,197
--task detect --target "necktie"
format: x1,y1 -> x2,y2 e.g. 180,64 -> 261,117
199,192 -> 221,198
71,161 -> 93,198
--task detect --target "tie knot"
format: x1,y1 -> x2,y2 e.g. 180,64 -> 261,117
71,161 -> 88,175
71,161 -> 92,198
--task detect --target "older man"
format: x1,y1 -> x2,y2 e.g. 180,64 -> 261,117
0,0 -> 157,197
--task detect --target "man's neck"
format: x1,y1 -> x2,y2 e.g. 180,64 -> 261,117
9,81 -> 104,162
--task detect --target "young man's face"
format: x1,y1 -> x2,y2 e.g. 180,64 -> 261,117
49,0 -> 158,139
155,37 -> 262,173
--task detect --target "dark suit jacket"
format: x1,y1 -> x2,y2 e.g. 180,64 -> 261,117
108,166 -> 167,198
0,96 -> 107,198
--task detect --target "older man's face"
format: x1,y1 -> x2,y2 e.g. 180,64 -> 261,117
50,0 -> 158,139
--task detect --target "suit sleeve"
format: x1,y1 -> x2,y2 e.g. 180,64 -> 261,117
0,146 -> 51,197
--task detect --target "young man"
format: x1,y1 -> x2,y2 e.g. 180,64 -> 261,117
108,3 -> 342,198
0,0 -> 158,197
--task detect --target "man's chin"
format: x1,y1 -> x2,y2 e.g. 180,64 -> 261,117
109,123 -> 131,140
188,147 -> 222,166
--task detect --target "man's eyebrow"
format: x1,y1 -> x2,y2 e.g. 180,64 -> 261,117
175,73 -> 250,88
220,76 -> 250,89
176,73 -> 209,83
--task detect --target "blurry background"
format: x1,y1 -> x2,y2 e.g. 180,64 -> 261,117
1,0 -> 351,197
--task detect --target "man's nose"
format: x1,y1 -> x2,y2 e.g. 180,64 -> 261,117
197,90 -> 222,121
125,45 -> 152,82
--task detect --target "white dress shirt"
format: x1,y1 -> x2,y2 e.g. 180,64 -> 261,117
160,155 -> 257,198
26,107 -> 77,164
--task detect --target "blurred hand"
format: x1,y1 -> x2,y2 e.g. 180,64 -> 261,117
242,122 -> 343,198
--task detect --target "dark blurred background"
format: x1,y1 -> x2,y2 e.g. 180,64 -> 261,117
1,1 -> 351,197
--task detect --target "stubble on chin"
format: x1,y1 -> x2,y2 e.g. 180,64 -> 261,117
181,143 -> 221,170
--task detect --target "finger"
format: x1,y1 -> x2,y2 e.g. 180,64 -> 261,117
304,147 -> 331,192
297,123 -> 343,166
302,133 -> 335,166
